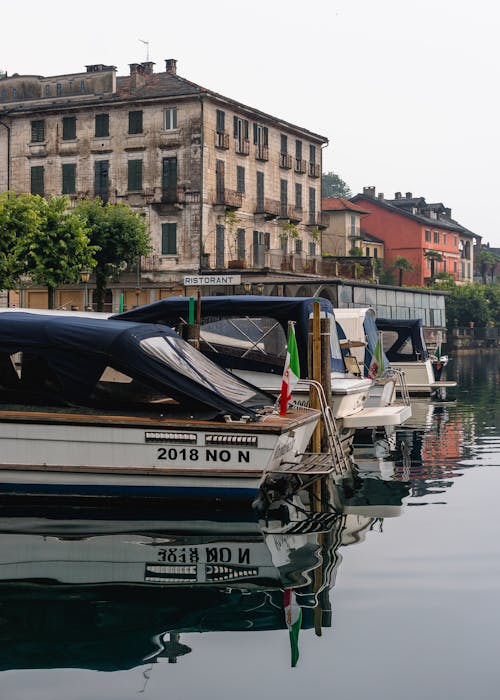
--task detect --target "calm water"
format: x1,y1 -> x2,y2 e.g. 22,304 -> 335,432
0,352 -> 498,700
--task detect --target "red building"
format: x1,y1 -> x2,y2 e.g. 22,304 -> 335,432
351,187 -> 480,286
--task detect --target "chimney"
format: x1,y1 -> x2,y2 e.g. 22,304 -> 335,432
165,59 -> 177,75
363,186 -> 376,198
378,192 -> 384,200
395,192 -> 402,199
130,62 -> 146,89
405,191 -> 412,199
141,61 -> 155,75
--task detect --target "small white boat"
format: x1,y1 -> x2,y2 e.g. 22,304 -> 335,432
0,313 -> 322,499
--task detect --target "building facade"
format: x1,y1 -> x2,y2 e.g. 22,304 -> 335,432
0,60 -> 327,308
351,188 -> 480,286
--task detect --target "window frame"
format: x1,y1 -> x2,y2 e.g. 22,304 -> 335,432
62,116 -> 76,141
62,162 -> 76,195
164,107 -> 178,130
161,222 -> 177,255
127,159 -> 143,191
95,113 -> 110,138
30,165 -> 45,196
128,110 -> 143,135
31,120 -> 45,143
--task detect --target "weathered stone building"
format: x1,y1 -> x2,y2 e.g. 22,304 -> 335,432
0,60 -> 328,308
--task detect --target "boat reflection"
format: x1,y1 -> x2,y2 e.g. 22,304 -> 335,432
0,467 -> 411,671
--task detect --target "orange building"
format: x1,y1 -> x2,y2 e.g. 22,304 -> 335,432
351,187 -> 480,286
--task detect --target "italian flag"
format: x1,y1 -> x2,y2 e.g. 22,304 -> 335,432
284,588 -> 302,667
279,323 -> 301,416
368,337 -> 384,379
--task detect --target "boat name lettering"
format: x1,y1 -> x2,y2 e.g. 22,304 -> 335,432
156,546 -> 251,564
156,447 -> 250,463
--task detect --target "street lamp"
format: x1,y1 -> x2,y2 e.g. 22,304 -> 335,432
18,273 -> 32,308
80,268 -> 91,310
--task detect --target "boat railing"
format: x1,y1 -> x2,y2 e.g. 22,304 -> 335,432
393,368 -> 411,405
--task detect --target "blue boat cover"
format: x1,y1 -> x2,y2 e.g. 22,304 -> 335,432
0,313 -> 274,418
375,317 -> 429,362
113,296 -> 346,375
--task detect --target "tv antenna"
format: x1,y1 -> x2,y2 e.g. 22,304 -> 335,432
138,39 -> 150,61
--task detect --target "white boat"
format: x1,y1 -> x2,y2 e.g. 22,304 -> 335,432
0,313 -> 322,499
375,317 -> 457,397
114,296 -> 413,447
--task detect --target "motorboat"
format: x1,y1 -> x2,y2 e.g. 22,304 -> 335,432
0,312 -> 324,499
113,296 -> 412,448
375,317 -> 457,397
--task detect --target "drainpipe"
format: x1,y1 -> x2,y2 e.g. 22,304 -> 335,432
198,93 -> 205,273
0,116 -> 11,190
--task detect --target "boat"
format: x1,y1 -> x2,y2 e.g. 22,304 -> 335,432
113,296 -> 411,448
0,312 -> 324,500
375,317 -> 457,397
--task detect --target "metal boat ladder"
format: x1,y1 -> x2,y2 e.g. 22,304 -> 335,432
393,368 -> 411,405
278,379 -> 351,477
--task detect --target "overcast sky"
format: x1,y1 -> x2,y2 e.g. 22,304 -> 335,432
3,0 -> 499,246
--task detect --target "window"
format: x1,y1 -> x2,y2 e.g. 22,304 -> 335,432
95,113 -> 109,137
216,109 -> 225,133
62,116 -> 76,140
31,120 -> 45,143
30,166 -> 44,196
161,223 -> 177,255
295,139 -> 302,159
350,215 -> 356,237
127,159 -> 143,191
79,80 -> 86,93
56,83 -> 62,96
295,183 -> 302,210
280,134 -> 288,154
309,187 -> 316,224
374,248 -> 378,259
309,144 -> 316,164
433,231 -> 439,244
454,261 -> 457,273
45,85 -> 51,96
234,117 -> 249,153
253,123 -> 268,146
365,247 -> 370,256
162,157 -> 177,194
309,241 -> 316,257
443,233 -> 447,245
237,228 -> 246,259
295,239 -> 303,254
425,229 -> 431,242
256,171 -> 264,211
11,88 -> 17,99
0,89 -> 6,101
62,163 -> 76,194
128,110 -> 143,134
216,224 -> 225,267
236,165 -> 245,194
280,179 -> 288,217
164,107 -> 177,130
94,160 -> 109,200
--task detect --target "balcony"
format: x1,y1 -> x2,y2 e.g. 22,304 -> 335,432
235,138 -> 250,155
255,197 -> 280,220
308,162 -> 320,178
255,144 -> 269,161
307,212 -> 329,229
280,153 -> 293,169
295,158 -> 307,174
214,131 -> 229,149
278,205 -> 301,223
215,188 -> 243,209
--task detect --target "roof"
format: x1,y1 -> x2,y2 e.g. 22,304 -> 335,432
352,192 -> 480,239
360,229 -> 384,244
322,197 -> 369,214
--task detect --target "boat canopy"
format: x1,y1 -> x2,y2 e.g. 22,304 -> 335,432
0,313 -> 274,418
113,296 -> 346,375
334,307 -> 390,376
375,317 -> 429,362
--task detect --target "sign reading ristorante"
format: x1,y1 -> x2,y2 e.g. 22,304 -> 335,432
183,275 -> 242,286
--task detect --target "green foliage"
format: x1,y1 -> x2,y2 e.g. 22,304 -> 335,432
349,246 -> 363,257
0,192 -> 41,288
476,248 -> 500,284
73,198 -> 151,310
445,283 -> 494,328
373,258 -> 395,285
322,172 -> 352,198
392,256 -> 414,286
16,196 -> 97,308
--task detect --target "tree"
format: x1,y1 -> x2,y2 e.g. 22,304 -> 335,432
0,192 -> 41,289
322,172 -> 352,198
17,196 -> 97,309
349,246 -> 363,257
476,248 -> 500,284
392,256 -> 414,286
445,284 -> 492,329
424,250 -> 443,279
74,198 -> 151,311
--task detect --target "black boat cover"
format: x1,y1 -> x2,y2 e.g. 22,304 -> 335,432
0,313 -> 274,418
113,295 -> 346,375
375,317 -> 429,362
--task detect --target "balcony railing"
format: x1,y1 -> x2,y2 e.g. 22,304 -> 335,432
255,144 -> 269,161
278,205 -> 301,223
255,197 -> 280,219
308,162 -> 320,178
215,131 -> 230,149
215,188 -> 243,209
235,138 -> 250,155
295,158 -> 307,174
280,153 -> 293,169
307,212 -> 329,228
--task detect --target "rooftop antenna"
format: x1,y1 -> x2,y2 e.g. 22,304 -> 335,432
138,39 -> 150,61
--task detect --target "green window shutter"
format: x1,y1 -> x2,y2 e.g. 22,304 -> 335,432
237,228 -> 246,259
31,120 -> 45,143
244,120 -> 249,139
216,109 -> 225,132
94,160 -> 109,201
128,110 -> 143,134
162,157 -> 177,190
127,159 -> 143,191
233,116 -> 238,137
253,123 -> 258,145
62,116 -> 76,140
161,223 -> 177,255
236,165 -> 245,194
30,166 -> 44,195
62,163 -> 76,194
95,113 -> 109,137
263,127 -> 268,146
